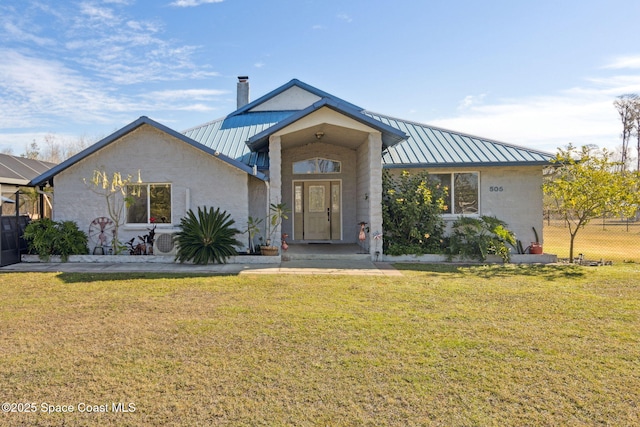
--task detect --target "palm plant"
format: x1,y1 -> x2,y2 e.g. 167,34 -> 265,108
23,218 -> 88,262
175,206 -> 242,264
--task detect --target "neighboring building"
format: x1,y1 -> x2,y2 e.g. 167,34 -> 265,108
0,153 -> 56,266
0,153 -> 55,217
31,78 -> 553,258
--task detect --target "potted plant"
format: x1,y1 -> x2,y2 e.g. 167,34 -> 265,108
530,227 -> 543,254
260,202 -> 289,256
245,216 -> 263,254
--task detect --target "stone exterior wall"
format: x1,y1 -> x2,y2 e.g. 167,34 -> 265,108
52,124 -> 251,250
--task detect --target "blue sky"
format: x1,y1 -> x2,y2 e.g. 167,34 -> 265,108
2,0 -> 640,156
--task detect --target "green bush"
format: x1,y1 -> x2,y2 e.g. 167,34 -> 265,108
447,216 -> 516,262
382,170 -> 447,255
23,218 -> 89,262
175,206 -> 242,264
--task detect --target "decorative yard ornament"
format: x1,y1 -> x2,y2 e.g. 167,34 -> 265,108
359,222 -> 367,242
84,169 -> 143,254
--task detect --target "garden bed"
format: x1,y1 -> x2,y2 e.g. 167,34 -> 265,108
21,254 -> 280,264
382,253 -> 558,264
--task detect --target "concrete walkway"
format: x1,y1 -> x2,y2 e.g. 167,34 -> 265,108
0,259 -> 402,276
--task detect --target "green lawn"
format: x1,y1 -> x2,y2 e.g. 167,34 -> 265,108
1,265 -> 639,426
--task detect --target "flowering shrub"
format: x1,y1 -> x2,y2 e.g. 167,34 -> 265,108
381,170 -> 447,255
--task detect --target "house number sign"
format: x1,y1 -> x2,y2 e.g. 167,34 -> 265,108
489,186 -> 504,192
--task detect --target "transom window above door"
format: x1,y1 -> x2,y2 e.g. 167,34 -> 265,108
293,158 -> 341,174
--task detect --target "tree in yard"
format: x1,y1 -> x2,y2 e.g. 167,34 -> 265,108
84,169 -> 142,254
543,144 -> 639,261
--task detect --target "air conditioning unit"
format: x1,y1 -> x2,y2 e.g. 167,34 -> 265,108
153,232 -> 177,256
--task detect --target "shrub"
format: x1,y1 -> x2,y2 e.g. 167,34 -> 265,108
23,219 -> 89,262
175,206 -> 242,264
447,216 -> 516,262
382,170 -> 447,255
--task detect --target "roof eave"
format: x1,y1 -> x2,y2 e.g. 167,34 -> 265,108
383,160 -> 553,169
1,178 -> 30,186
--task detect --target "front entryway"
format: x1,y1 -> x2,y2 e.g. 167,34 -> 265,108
293,180 -> 341,241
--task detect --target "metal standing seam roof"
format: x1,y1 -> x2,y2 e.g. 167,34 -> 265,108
365,112 -> 554,167
184,108 -> 553,170
183,111 -> 296,169
184,79 -> 552,169
0,154 -> 56,186
30,80 -> 555,189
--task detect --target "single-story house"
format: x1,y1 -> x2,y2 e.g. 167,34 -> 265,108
30,77 -> 553,259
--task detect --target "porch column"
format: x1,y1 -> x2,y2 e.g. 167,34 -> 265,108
268,135 -> 282,240
368,132 -> 383,259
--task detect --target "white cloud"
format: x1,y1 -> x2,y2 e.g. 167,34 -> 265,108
429,87 -> 625,153
337,13 -> 353,23
1,21 -> 56,47
426,57 -> 640,153
458,94 -> 486,110
169,0 -> 224,7
144,89 -> 227,101
0,50 -> 137,128
603,55 -> 640,70
56,3 -> 217,85
254,62 -> 265,68
176,103 -> 215,112
79,2 -> 116,21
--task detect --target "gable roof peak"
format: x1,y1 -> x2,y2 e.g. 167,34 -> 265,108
229,78 -> 363,117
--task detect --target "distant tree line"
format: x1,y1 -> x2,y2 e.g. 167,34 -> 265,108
1,133 -> 96,163
613,93 -> 640,171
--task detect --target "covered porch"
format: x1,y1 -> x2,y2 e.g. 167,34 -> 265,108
247,100 -> 406,260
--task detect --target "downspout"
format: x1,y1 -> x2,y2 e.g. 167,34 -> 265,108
264,178 -> 270,244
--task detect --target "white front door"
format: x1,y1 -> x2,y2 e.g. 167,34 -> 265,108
294,181 -> 341,241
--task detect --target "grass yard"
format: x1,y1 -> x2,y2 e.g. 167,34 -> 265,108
1,265 -> 639,426
544,221 -> 640,263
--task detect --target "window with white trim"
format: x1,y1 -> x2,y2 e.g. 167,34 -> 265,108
293,158 -> 341,174
430,172 -> 479,215
126,183 -> 172,224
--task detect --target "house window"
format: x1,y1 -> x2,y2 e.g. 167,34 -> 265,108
430,172 -> 479,215
126,184 -> 172,224
293,158 -> 341,174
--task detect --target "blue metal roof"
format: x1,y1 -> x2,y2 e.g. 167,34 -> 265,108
32,79 -> 554,189
186,80 -> 552,169
183,111 -> 295,169
365,112 -> 554,167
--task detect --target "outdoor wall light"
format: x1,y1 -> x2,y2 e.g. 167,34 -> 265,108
315,131 -> 325,140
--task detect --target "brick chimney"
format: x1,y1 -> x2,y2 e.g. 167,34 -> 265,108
237,76 -> 249,109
